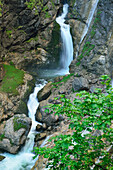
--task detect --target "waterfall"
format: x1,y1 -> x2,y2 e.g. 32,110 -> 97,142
56,4 -> 73,73
0,3 -> 74,169
0,81 -> 47,170
80,0 -> 99,44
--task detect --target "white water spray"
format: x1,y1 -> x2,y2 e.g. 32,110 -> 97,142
0,81 -> 46,170
56,4 -> 73,73
80,0 -> 99,44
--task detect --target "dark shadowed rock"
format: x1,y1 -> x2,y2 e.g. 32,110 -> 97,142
0,155 -> 5,161
37,82 -> 52,102
72,77 -> 89,91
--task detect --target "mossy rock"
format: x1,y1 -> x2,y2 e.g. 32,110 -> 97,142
46,21 -> 61,68
22,78 -> 35,102
13,116 -> 28,131
15,78 -> 35,115
16,100 -> 28,115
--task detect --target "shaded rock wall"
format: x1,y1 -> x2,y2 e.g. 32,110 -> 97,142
70,0 -> 113,80
0,0 -> 61,71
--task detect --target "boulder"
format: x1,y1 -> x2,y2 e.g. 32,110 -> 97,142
72,77 -> 89,91
37,82 -> 52,102
36,105 -> 59,126
0,155 -> 5,161
0,114 -> 32,154
36,101 -> 64,127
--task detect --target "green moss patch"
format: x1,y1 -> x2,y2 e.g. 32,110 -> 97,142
13,116 -> 27,131
0,133 -> 5,141
0,64 -> 24,95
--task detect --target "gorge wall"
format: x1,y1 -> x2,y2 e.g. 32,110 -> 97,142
70,0 -> 113,81
0,0 -> 113,161
0,0 -> 62,71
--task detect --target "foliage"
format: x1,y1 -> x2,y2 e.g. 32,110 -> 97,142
52,73 -> 74,89
0,133 -> 5,141
33,75 -> 113,169
25,0 -> 54,18
76,41 -> 95,66
6,30 -> 12,38
0,64 -> 24,95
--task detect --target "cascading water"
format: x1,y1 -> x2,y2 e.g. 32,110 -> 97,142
80,0 -> 99,44
36,4 -> 73,78
56,4 -> 73,73
0,3 -> 73,169
0,81 -> 47,170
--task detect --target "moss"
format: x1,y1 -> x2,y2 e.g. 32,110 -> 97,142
16,100 -> 28,115
46,21 -> 61,67
6,30 -> 12,38
0,64 -> 24,95
76,62 -> 81,66
22,78 -> 35,101
0,133 -> 5,141
76,41 -> 95,66
13,116 -> 27,131
26,35 -> 38,43
90,29 -> 96,38
16,78 -> 35,115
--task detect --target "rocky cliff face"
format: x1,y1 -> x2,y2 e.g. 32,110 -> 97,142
0,0 -> 61,71
0,73 -> 34,154
0,0 -> 113,161
70,0 -> 113,81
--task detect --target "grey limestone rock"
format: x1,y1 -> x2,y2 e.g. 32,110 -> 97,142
0,114 -> 32,154
72,77 -> 89,91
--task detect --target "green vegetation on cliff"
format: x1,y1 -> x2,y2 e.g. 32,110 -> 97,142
13,116 -> 27,131
0,0 -> 3,17
0,65 -> 24,95
34,75 -> 113,169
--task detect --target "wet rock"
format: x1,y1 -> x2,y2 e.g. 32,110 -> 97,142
72,77 -> 89,91
37,82 -> 52,102
36,102 -> 64,127
0,114 -> 32,154
36,124 -> 47,132
0,155 -> 5,161
97,55 -> 106,65
35,133 -> 47,142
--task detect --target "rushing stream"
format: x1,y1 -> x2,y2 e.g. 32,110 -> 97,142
0,81 -> 46,170
0,3 -> 73,170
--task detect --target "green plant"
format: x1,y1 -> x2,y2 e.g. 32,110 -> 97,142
0,0 -> 3,17
25,0 -> 54,18
90,29 -> 96,38
0,64 -> 24,95
52,73 -> 74,89
76,61 -> 81,66
76,41 -> 95,66
6,30 -> 12,38
33,75 -> 113,169
13,116 -> 27,131
0,133 -> 5,141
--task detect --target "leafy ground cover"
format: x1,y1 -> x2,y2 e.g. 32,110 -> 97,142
34,75 -> 113,170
